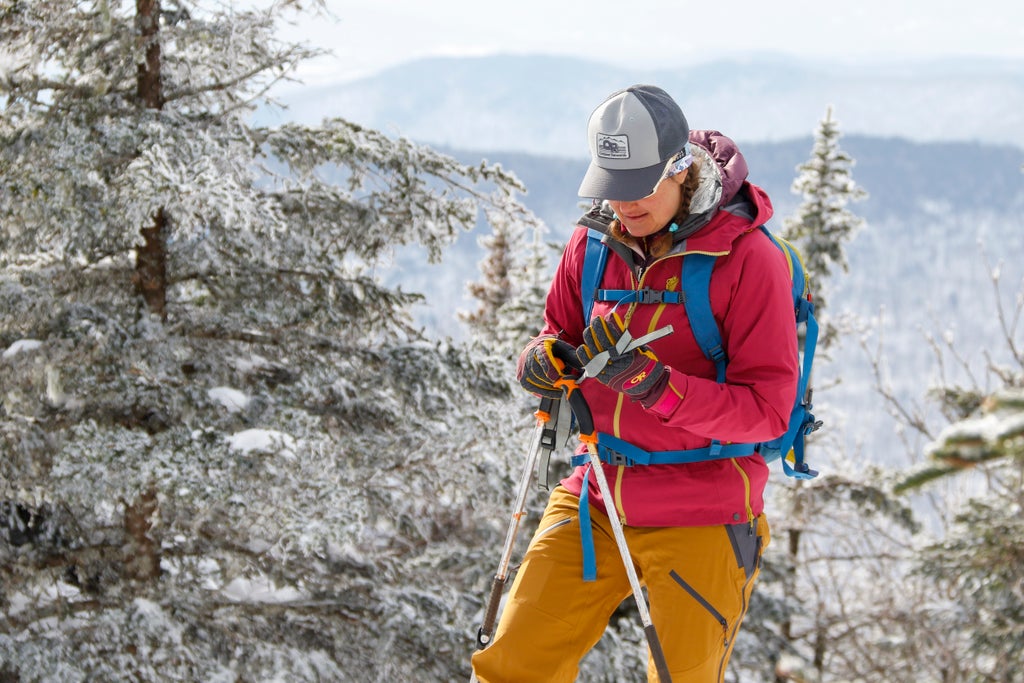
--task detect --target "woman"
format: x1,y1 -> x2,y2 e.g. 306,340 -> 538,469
471,85 -> 798,682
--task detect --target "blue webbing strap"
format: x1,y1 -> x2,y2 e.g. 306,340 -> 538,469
778,308 -> 819,479
570,434 -> 756,468
581,229 -> 609,323
594,288 -> 684,306
578,463 -> 598,581
680,253 -> 725,381
681,253 -> 728,458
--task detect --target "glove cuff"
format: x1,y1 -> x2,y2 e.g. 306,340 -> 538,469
639,370 -> 681,414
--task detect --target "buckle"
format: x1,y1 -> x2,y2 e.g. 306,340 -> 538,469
636,289 -> 663,305
603,449 -> 632,466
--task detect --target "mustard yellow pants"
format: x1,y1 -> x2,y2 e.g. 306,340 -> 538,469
471,486 -> 769,682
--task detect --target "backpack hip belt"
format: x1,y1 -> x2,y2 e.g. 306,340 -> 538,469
570,433 -> 757,468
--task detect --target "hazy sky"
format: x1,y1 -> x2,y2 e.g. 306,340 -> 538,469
276,0 -> 1024,87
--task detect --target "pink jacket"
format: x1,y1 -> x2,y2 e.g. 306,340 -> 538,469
524,130 -> 799,527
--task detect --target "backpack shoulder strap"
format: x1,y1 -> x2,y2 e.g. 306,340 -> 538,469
681,253 -> 726,382
581,228 -> 609,325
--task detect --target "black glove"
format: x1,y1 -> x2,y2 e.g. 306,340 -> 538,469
518,335 -> 582,398
575,315 -> 667,404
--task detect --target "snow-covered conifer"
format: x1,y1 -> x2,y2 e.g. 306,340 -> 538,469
783,106 -> 867,347
0,2 -> 538,680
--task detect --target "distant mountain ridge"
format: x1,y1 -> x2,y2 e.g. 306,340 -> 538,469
264,54 -> 1024,156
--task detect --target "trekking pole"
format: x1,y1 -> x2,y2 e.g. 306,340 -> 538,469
555,328 -> 674,683
475,395 -> 558,650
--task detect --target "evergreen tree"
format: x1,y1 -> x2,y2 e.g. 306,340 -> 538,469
493,228 -> 557,358
0,2 -> 538,680
459,209 -> 525,347
734,107 -> 917,683
783,105 -> 867,348
462,215 -> 555,360
773,260 -> 1024,683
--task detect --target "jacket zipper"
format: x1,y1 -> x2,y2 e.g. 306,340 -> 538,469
611,393 -> 628,524
729,459 -> 754,523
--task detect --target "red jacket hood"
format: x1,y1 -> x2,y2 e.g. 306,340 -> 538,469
682,129 -> 775,252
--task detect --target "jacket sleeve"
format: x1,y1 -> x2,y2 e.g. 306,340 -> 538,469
645,231 -> 800,443
514,228 -> 590,383
531,228 -> 589,345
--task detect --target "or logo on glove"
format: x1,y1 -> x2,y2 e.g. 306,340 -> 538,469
626,370 -> 649,387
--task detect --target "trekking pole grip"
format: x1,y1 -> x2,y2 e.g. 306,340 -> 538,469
476,575 -> 505,648
554,377 -> 593,437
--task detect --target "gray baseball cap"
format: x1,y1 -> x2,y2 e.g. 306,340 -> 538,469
577,85 -> 690,201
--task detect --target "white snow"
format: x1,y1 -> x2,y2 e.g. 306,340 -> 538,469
7,581 -> 82,616
208,386 -> 251,412
927,388 -> 1024,456
221,575 -> 309,604
2,339 -> 43,359
226,428 -> 296,457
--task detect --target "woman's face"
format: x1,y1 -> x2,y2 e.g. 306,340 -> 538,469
607,171 -> 687,238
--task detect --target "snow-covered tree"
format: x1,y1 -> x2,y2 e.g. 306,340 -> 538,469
734,107 -> 924,683
493,227 -> 557,357
0,2 -> 540,680
783,105 -> 867,347
460,210 -> 523,343
885,263 -> 1024,681
786,256 -> 1024,683
461,214 -> 555,359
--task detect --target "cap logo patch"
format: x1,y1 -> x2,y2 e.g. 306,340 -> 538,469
596,134 -> 629,159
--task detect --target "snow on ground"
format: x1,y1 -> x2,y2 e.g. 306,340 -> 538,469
221,574 -> 309,604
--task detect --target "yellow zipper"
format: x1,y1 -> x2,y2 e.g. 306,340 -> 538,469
613,465 -> 627,525
729,459 -> 755,522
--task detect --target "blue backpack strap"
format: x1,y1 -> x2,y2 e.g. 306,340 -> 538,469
760,227 -> 808,315
581,229 -> 609,324
595,288 -> 683,306
680,252 -> 732,457
769,305 -> 819,479
570,433 -> 756,467
681,253 -> 726,382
